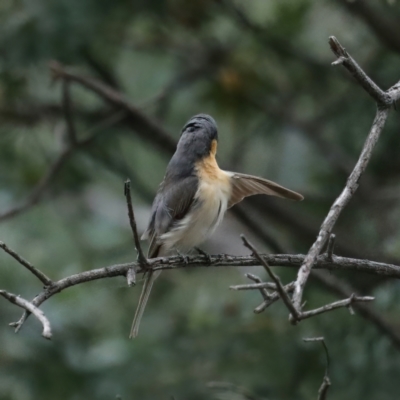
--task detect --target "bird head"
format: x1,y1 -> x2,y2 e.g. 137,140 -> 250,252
178,114 -> 218,159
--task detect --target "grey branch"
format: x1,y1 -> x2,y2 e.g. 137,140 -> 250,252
0,241 -> 52,286
2,251 -> 396,338
292,36 -> 400,314
244,273 -> 271,301
329,36 -> 393,106
0,290 -> 52,339
124,179 -> 147,267
241,235 -> 300,321
299,295 -> 374,321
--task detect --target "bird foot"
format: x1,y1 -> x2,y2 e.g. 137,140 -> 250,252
195,247 -> 212,264
176,250 -> 189,264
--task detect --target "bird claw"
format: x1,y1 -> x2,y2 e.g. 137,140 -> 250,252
176,250 -> 189,264
195,247 -> 212,264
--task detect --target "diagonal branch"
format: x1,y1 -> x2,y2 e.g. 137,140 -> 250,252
0,290 -> 52,339
329,37 -> 392,106
49,61 -> 176,155
291,36 -> 400,314
241,235 -> 300,321
0,241 -> 52,286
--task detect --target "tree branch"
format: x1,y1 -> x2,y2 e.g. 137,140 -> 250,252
292,36 -> 400,314
0,241 -> 52,286
124,179 -> 148,268
329,37 -> 392,106
3,251 -> 398,337
0,290 -> 52,339
49,61 -> 176,155
241,235 -> 300,320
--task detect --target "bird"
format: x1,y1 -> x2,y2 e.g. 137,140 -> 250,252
130,114 -> 303,338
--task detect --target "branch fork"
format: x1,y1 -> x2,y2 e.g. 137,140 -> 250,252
288,36 -> 400,319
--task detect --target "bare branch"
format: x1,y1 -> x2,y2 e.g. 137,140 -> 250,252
244,273 -> 271,301
292,104 -> 390,312
0,290 -> 52,339
329,36 -> 392,106
304,337 -> 331,400
313,270 -> 400,351
5,251 -> 399,337
299,295 -> 374,321
0,241 -> 52,286
291,36 -> 400,314
241,235 -> 300,321
49,61 -> 176,155
230,279 -> 296,313
124,179 -> 147,267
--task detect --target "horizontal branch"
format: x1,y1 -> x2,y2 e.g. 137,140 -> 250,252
7,252 -> 400,336
299,295 -> 374,321
0,290 -> 52,339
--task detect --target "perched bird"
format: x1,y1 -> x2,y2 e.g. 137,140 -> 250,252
130,114 -> 303,338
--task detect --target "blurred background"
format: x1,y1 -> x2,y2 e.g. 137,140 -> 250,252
1,0 -> 400,399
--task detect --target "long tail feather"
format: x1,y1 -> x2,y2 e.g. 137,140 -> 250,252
129,270 -> 161,338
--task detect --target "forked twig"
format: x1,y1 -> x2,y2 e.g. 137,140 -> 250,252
0,290 -> 52,339
241,234 -> 300,321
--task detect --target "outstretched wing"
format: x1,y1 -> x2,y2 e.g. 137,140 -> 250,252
142,176 -> 199,258
226,172 -> 303,209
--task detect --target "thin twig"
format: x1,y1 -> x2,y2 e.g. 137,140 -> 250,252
0,290 -> 52,339
299,295 -> 374,321
241,235 -> 300,321
245,273 -> 270,301
124,179 -> 147,267
304,337 -> 331,400
312,270 -> 400,350
49,61 -> 176,155
329,36 -> 392,106
0,241 -> 52,286
0,111 -> 125,223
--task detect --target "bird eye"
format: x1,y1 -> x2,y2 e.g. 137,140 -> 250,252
184,122 -> 197,133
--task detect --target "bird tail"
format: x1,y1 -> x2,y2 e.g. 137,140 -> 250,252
129,269 -> 161,338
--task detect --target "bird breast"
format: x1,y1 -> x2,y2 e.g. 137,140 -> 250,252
160,151 -> 231,252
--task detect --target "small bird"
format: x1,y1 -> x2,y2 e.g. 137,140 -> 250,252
130,114 -> 303,338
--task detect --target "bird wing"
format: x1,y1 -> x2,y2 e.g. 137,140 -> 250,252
226,172 -> 303,209
142,176 -> 199,258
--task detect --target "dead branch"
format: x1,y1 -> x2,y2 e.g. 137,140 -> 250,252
0,241 -> 52,286
291,36 -> 400,314
124,179 -> 148,267
0,290 -> 52,339
2,251 -> 398,337
241,235 -> 300,320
